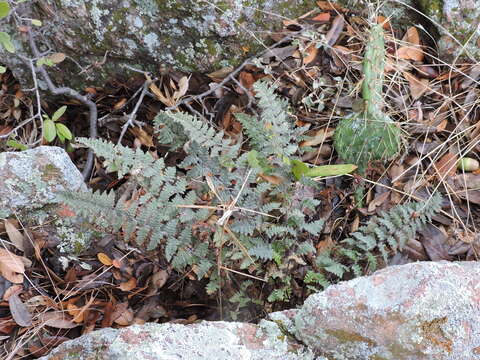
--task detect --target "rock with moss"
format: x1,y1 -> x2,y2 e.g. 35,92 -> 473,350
417,0 -> 480,61
0,146 -> 86,218
39,321 -> 317,360
1,0 -> 312,89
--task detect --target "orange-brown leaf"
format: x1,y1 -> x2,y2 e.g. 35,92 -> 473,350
312,12 -> 330,22
119,277 -> 137,292
0,248 -> 25,283
97,252 -> 113,266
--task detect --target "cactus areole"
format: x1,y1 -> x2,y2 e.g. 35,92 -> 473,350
334,23 -> 401,173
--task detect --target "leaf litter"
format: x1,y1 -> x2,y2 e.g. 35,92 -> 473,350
1,1 -> 480,358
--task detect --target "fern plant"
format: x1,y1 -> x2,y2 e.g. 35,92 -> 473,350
58,78 -> 441,309
308,193 -> 442,289
59,80 -> 323,304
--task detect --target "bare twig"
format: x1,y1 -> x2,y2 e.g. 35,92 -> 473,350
27,29 -> 98,180
117,79 -> 151,145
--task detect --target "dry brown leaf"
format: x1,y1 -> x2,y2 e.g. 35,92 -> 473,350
37,312 -> 79,329
3,284 -> 22,301
9,292 -> 32,327
403,72 -> 430,100
147,269 -> 169,295
129,126 -> 154,147
150,82 -> 174,107
97,252 -> 113,266
48,52 -> 66,64
396,27 -> 424,61
173,76 -> 189,101
112,302 -> 133,326
303,43 -> 319,64
300,128 -> 334,147
258,174 -> 284,185
312,12 -> 330,22
113,98 -> 127,110
434,152 -> 458,180
0,248 -> 25,283
4,219 -> 24,252
325,15 -> 345,47
119,277 -> 137,292
367,191 -> 390,213
317,1 -> 345,11
207,66 -> 233,79
67,303 -> 84,323
375,16 -> 391,31
403,26 -> 420,45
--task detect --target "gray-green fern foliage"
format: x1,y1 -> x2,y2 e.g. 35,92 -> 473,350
305,193 -> 443,290
58,79 -> 442,305
59,80 -> 322,301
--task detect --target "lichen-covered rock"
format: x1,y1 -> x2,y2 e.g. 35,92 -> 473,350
0,146 -> 86,218
1,0 -> 312,89
39,321 -> 317,360
417,0 -> 480,61
294,261 -> 480,360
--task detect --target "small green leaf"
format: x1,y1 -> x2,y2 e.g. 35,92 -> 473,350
247,150 -> 260,168
31,19 -> 42,26
57,131 -> 65,143
0,65 -> 6,74
0,1 -> 10,19
291,160 -> 357,180
55,122 -> 72,140
6,139 -> 28,150
36,57 -> 55,67
43,119 -> 56,142
0,32 -> 15,53
51,105 -> 67,122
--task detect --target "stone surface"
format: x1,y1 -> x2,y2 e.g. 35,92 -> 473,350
417,0 -> 480,62
1,0 -> 312,89
0,146 -> 86,218
39,321 -> 316,360
39,261 -> 480,359
294,261 -> 480,360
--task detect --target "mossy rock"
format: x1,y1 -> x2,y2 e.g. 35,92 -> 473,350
0,0 -> 313,89
417,0 -> 480,62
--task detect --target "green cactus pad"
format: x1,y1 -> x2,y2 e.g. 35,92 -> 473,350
334,23 -> 401,173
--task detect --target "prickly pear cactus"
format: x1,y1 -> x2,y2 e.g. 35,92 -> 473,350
334,23 -> 401,173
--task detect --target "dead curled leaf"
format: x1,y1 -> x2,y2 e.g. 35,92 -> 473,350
37,312 -> 79,329
4,219 -> 24,252
403,72 -> 430,100
0,248 -> 25,283
325,15 -> 345,47
396,27 -> 424,62
9,292 -> 32,327
434,152 -> 458,180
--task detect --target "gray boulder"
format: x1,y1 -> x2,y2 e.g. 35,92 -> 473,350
0,146 -> 86,218
1,0 -> 312,89
295,261 -> 480,359
417,0 -> 480,62
40,262 -> 480,360
39,321 -> 316,360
